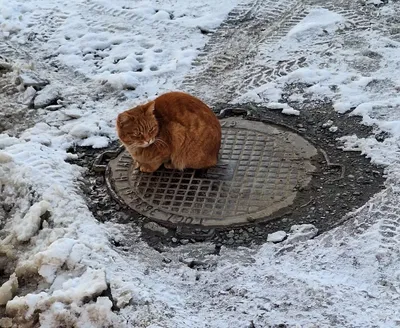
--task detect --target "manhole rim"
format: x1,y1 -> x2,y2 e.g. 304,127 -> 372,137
105,117 -> 319,228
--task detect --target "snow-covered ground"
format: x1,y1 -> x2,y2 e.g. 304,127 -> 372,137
1,0 -> 400,327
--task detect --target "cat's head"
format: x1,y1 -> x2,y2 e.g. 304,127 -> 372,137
116,101 -> 159,148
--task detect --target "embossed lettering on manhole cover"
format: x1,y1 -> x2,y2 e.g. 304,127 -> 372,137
107,118 -> 318,227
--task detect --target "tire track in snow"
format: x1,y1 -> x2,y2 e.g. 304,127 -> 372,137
182,0 -> 307,103
182,0 -> 388,103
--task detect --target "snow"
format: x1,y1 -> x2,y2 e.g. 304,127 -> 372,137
33,86 -> 60,109
34,238 -> 76,283
322,120 -> 334,128
14,200 -> 51,242
267,231 -> 287,243
281,107 -> 300,116
0,134 -> 21,149
38,0 -> 239,97
265,102 -> 288,110
262,102 -> 300,116
22,86 -> 37,106
6,268 -> 111,322
68,123 -> 101,139
0,274 -> 18,305
287,8 -> 344,39
285,224 -> 318,244
0,152 -> 13,163
1,0 -> 400,327
329,126 -> 338,132
80,136 -> 110,149
236,82 -> 283,104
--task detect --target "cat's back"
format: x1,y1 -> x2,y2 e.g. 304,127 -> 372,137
154,92 -> 221,169
154,92 -> 218,126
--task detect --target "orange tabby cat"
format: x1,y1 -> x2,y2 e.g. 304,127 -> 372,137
116,91 -> 221,173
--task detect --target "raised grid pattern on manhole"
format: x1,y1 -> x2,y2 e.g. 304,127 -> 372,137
134,129 -> 298,217
108,119 -> 316,226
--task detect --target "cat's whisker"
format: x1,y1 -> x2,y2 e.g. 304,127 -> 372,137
156,138 -> 167,145
154,138 -> 168,148
127,143 -> 142,150
153,142 -> 163,149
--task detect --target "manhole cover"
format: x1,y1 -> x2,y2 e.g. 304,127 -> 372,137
107,118 -> 318,227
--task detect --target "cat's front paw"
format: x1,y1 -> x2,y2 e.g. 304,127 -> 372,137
133,161 -> 140,169
164,162 -> 175,169
139,165 -> 157,173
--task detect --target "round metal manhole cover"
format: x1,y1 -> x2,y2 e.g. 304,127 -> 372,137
107,118 -> 318,227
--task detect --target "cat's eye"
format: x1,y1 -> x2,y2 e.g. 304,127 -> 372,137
149,126 -> 156,132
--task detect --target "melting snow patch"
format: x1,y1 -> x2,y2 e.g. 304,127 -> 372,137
266,102 -> 300,116
22,86 -> 37,106
14,200 -> 51,242
0,274 -> 18,306
33,85 -> 60,109
68,122 -> 101,139
287,8 -> 345,39
235,82 -> 283,104
322,120 -> 334,128
80,136 -> 109,149
0,151 -> 13,163
266,102 -> 287,110
34,238 -> 76,283
285,224 -> 318,244
281,107 -> 300,116
267,231 -> 287,243
0,134 -> 21,149
6,268 -> 112,324
329,126 -> 338,132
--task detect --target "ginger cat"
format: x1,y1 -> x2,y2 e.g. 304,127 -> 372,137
116,91 -> 221,173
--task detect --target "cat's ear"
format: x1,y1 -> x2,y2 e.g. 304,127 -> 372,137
117,112 -> 132,127
146,101 -> 155,114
